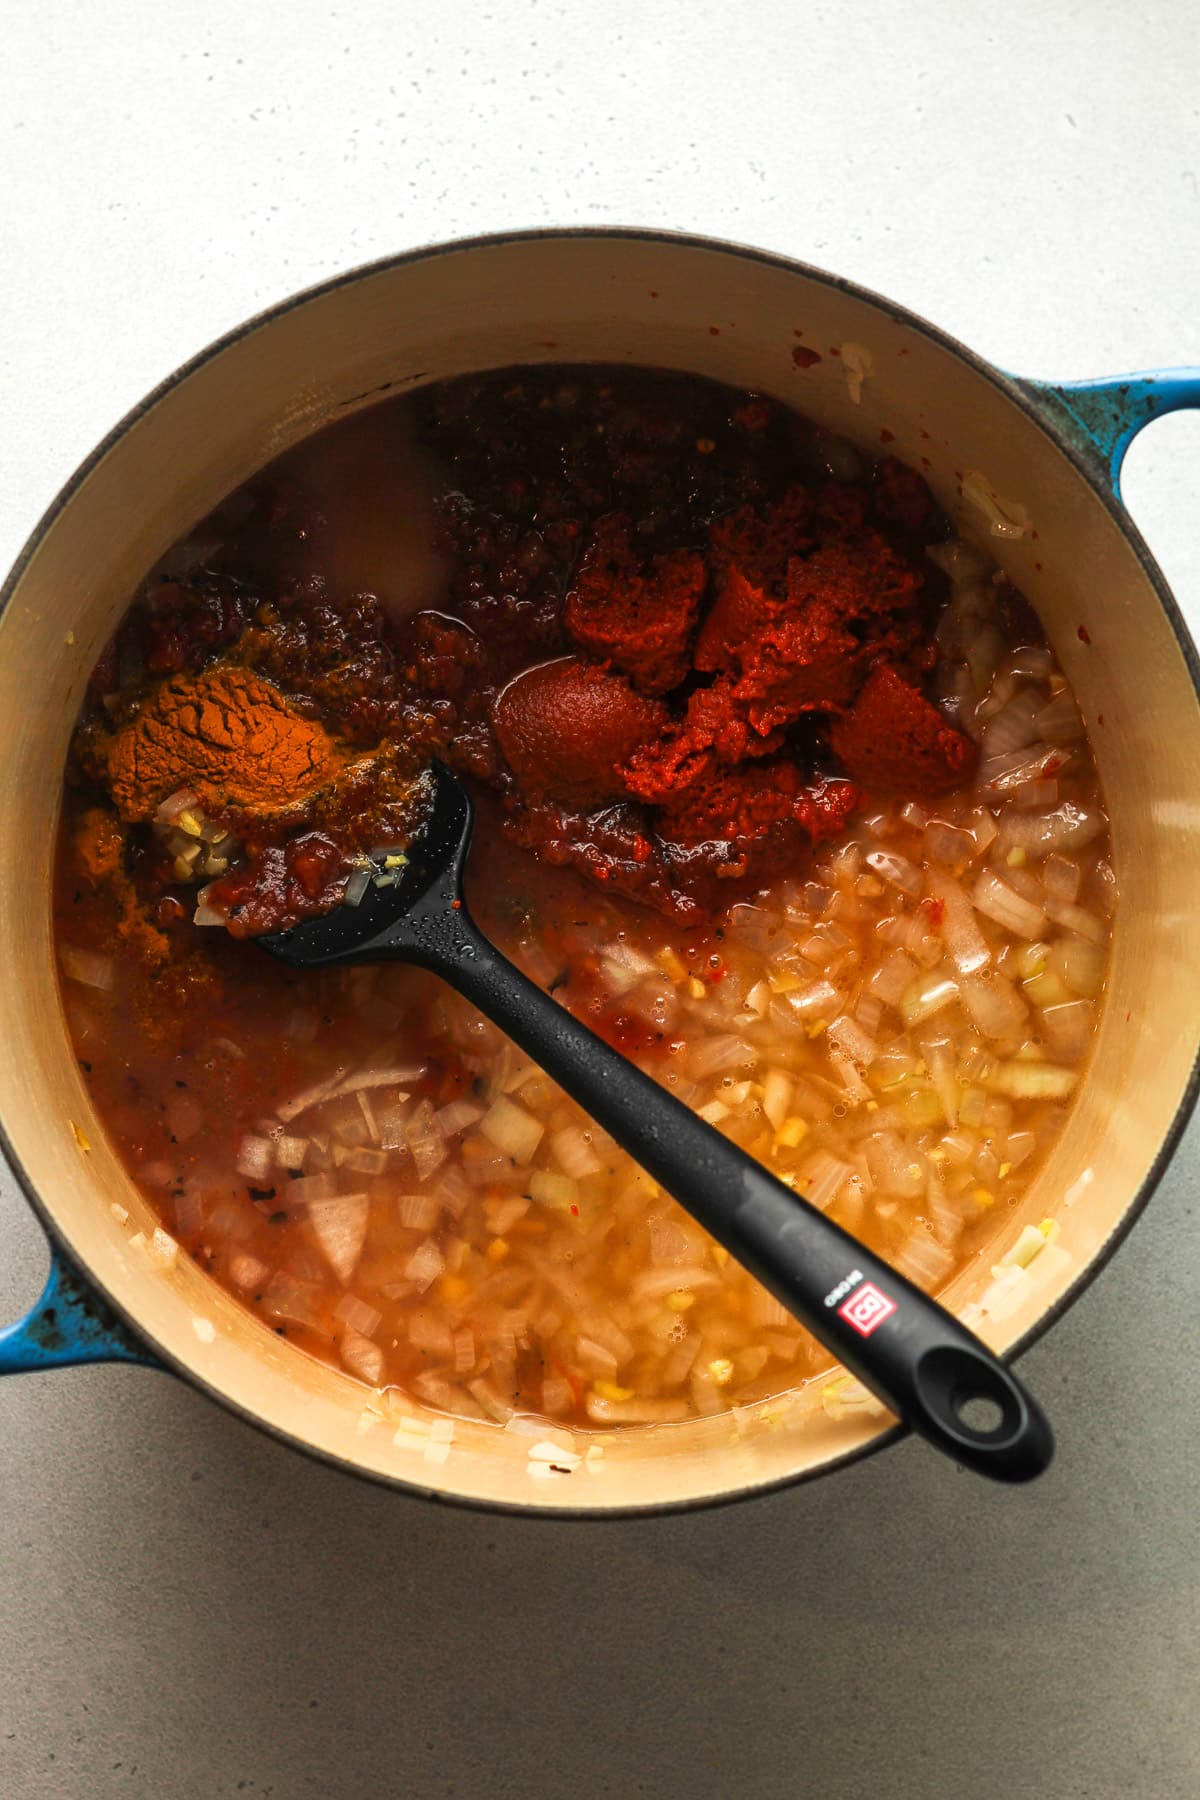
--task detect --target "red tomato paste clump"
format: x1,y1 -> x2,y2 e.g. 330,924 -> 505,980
660,762 -> 858,848
830,664 -> 977,794
565,515 -> 707,695
492,656 -> 669,806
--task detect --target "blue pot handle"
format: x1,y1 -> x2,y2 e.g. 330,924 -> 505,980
1013,367 -> 1200,495
3,366 -> 1196,1381
0,1238 -> 155,1374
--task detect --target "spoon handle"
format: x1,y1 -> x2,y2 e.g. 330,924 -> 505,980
404,898 -> 1052,1483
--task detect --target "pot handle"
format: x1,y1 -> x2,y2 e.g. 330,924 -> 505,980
0,1239 -> 154,1374
1013,367 -> 1200,495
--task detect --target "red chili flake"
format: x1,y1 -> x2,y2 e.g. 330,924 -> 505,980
828,346 -> 841,357
1077,625 -> 1092,645
1097,713 -> 1105,726
1034,561 -> 1044,573
569,1203 -> 580,1216
925,897 -> 946,927
709,326 -> 721,336
879,427 -> 895,444
649,290 -> 659,298
451,898 -> 462,910
792,344 -> 822,370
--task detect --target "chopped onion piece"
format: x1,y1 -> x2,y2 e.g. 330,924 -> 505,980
630,1263 -> 721,1301
959,970 -> 1028,1047
971,870 -> 1047,940
284,1171 -> 336,1205
228,1252 -> 269,1293
167,1091 -> 204,1143
999,801 -> 1104,859
1043,855 -> 1082,904
1033,690 -> 1085,743
339,1326 -> 385,1385
983,1062 -> 1077,1100
868,949 -> 919,1007
404,1237 -> 446,1291
687,1034 -> 757,1079
60,945 -> 116,990
551,1125 -> 605,1179
827,1014 -> 878,1068
235,1134 -> 275,1182
307,1192 -> 369,1283
435,1100 -> 484,1138
924,819 -> 972,872
273,1134 -> 308,1170
405,1099 -> 448,1180
342,868 -> 372,908
798,1151 -> 854,1211
397,1191 -> 440,1231
479,1097 -> 544,1164
333,1293 -> 382,1337
1048,937 -> 1107,998
262,1272 -> 324,1331
928,874 -> 991,975
865,849 -> 923,895
1044,897 -> 1105,943
528,1170 -> 580,1211
894,1228 -> 955,1289
1038,999 -> 1096,1062
787,978 -> 843,1019
900,973 -> 960,1027
864,1131 -> 925,1199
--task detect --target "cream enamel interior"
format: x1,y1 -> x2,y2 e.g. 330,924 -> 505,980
2,233 -> 1197,1511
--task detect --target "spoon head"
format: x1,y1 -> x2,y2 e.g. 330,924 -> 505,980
259,761 -> 474,969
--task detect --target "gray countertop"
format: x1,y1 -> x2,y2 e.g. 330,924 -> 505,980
1,5 -> 1198,1795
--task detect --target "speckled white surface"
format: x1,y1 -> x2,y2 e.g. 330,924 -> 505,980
2,5 -> 1199,1796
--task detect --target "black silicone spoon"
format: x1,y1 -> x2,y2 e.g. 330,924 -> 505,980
262,762 -> 1053,1482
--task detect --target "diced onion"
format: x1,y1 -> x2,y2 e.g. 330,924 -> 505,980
307,1192 -> 369,1283
339,1326 -> 385,1384
404,1238 -> 446,1291
971,869 -> 1047,939
900,973 -> 960,1027
528,1170 -> 581,1211
235,1134 -> 275,1182
1044,897 -> 1105,943
999,802 -> 1104,859
333,1292 -> 382,1337
982,1062 -> 1077,1100
435,1100 -> 484,1138
959,970 -> 1029,1046
865,850 -> 923,895
405,1099 -> 448,1180
928,874 -> 991,975
826,1014 -> 878,1068
479,1097 -> 544,1164
551,1125 -> 605,1179
59,946 -> 114,990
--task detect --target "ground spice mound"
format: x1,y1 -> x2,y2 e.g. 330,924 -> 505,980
106,666 -> 342,821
